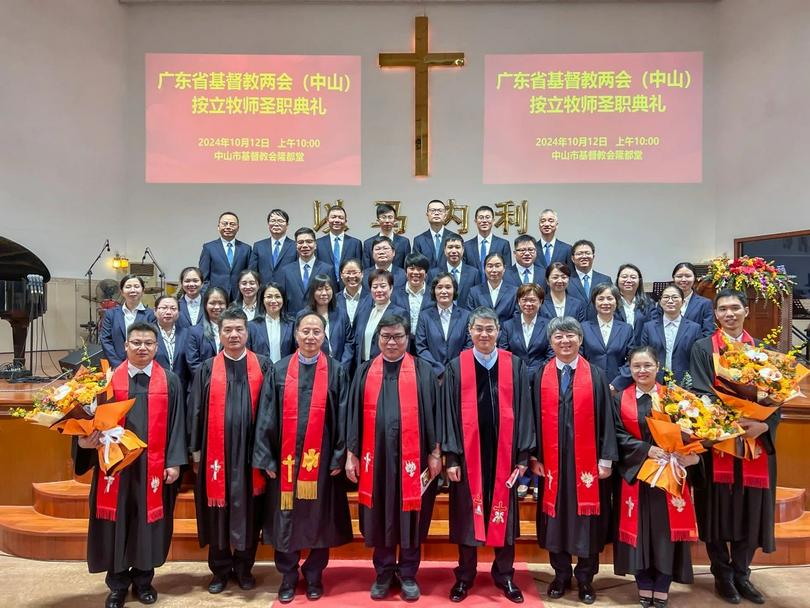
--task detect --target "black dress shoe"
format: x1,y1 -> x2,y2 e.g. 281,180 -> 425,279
578,581 -> 596,605
450,581 -> 470,602
496,579 -> 524,604
370,573 -> 394,600
237,574 -> 256,590
105,590 -> 128,608
208,575 -> 228,594
734,578 -> 765,604
133,585 -> 158,604
306,580 -> 324,600
278,581 -> 296,603
639,595 -> 653,608
548,577 -> 570,599
715,578 -> 741,604
398,576 -> 421,602
652,598 -> 668,608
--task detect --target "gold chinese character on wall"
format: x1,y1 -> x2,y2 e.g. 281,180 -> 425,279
313,199 -> 345,233
494,200 -> 529,235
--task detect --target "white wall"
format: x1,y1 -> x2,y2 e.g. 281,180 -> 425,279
1,0 -> 806,290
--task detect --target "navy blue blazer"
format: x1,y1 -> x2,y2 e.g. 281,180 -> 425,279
536,238 -> 573,271
350,300 -> 409,365
154,326 -> 190,391
176,297 -> 203,331
427,264 -> 480,307
390,285 -> 433,319
615,300 -> 655,345
99,306 -> 157,368
199,238 -> 252,301
498,315 -> 553,377
673,293 -> 716,338
362,265 -> 407,291
503,263 -> 548,292
249,236 -> 297,285
334,289 -> 371,328
581,319 -> 634,389
415,305 -> 472,377
465,281 -> 518,324
362,233 -> 411,269
185,323 -> 218,376
462,235 -> 513,273
568,270 -> 613,320
315,233 -> 363,285
247,316 -> 296,362
412,228 -> 460,269
319,307 -> 355,367
538,295 -> 587,323
278,259 -> 334,314
640,316 -> 703,384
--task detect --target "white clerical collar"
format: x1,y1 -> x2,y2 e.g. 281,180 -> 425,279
128,361 -> 153,377
636,386 -> 657,398
473,347 -> 498,368
223,349 -> 247,361
382,353 -> 406,363
556,355 -> 580,370
298,351 -> 321,364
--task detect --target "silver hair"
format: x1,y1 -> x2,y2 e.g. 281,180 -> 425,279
546,315 -> 583,340
467,306 -> 500,329
539,208 -> 558,218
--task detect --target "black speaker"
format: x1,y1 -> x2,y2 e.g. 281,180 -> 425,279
59,343 -> 104,372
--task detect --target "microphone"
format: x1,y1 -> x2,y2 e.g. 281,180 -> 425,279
142,247 -> 149,263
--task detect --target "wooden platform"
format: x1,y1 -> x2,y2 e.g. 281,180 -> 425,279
1,480 -> 809,564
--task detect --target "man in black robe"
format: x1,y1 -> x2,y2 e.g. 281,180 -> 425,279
346,312 -> 442,602
689,289 -> 778,605
531,316 -> 617,604
75,321 -> 186,608
442,306 -> 535,604
187,307 -> 272,594
253,311 -> 353,603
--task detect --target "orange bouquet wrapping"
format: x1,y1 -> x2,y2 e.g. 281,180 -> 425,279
636,416 -> 705,498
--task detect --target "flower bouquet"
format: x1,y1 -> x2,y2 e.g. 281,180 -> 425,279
702,255 -> 793,305
637,416 -> 705,498
655,381 -> 745,443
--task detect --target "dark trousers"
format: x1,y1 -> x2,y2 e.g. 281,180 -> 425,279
208,541 -> 258,578
274,547 -> 330,584
706,540 -> 756,581
372,545 -> 421,579
635,568 -> 673,593
105,567 -> 154,592
549,551 -> 599,584
454,544 -> 515,586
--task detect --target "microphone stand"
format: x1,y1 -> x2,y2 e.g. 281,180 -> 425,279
144,247 -> 166,294
81,239 -> 110,343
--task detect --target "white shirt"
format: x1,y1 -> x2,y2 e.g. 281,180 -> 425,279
522,314 -> 536,348
159,326 -> 176,368
621,298 -> 636,327
127,361 -> 153,377
438,304 -> 453,340
271,237 -> 286,256
122,302 -> 146,331
663,315 -> 682,370
477,234 -> 491,260
364,302 -> 389,360
539,236 -> 557,260
555,356 -> 612,468
488,281 -> 502,307
212,323 -> 221,352
264,316 -> 282,362
342,288 -> 363,323
599,318 -> 613,345
516,263 -> 534,284
552,297 -> 567,318
405,284 -> 426,333
330,233 -> 343,258
576,270 -> 593,285
185,295 -> 201,326
299,256 -> 315,280
221,237 -> 236,260
242,302 -> 257,321
681,292 -> 693,316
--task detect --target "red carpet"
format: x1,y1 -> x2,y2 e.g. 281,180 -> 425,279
271,560 -> 543,606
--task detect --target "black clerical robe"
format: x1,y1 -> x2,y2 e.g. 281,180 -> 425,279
252,354 -> 353,552
442,352 -> 535,547
613,391 -> 702,583
689,337 -> 779,552
533,360 -> 617,555
346,356 -> 440,549
187,353 -> 272,551
74,369 -> 187,574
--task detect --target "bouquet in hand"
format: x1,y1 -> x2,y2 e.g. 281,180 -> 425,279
637,417 -> 705,497
11,357 -> 146,474
656,380 -> 744,443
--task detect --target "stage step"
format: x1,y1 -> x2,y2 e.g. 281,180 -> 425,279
776,487 -> 806,524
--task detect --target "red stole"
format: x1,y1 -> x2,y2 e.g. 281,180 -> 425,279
710,330 -> 770,488
279,352 -> 328,510
358,354 -> 421,512
459,349 -> 515,547
205,351 -> 265,507
540,357 -> 600,518
617,386 -> 697,547
97,362 -> 168,523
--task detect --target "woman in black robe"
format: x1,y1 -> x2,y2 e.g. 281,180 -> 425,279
613,346 -> 701,608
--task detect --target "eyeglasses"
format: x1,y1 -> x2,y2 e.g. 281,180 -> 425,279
471,325 -> 498,334
660,295 -> 682,301
128,340 -> 157,348
630,363 -> 658,371
219,221 -> 238,227
573,251 -> 593,258
379,333 -> 407,342
156,306 -> 178,312
515,248 -> 536,254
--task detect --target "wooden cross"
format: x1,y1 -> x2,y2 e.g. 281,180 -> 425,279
379,16 -> 464,176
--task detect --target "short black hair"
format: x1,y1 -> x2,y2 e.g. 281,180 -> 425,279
220,306 -> 248,327
514,234 -> 537,248
294,226 -> 317,241
475,205 -> 495,218
339,258 -> 363,274
367,268 -> 393,289
376,203 -> 396,218
572,239 -> 595,255
714,288 -> 748,308
305,274 -> 337,312
377,312 -> 410,336
127,321 -> 158,340
405,252 -> 430,272
119,274 -> 145,291
430,272 -> 458,301
589,282 -> 620,307
671,262 -> 697,279
266,209 -> 289,223
444,235 -> 464,249
371,235 -> 394,251
545,261 -> 571,280
154,295 -> 179,309
219,211 -> 239,223
295,310 -> 327,330
328,205 -> 347,218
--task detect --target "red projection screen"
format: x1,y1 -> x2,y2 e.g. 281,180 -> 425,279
483,52 -> 703,184
146,54 -> 361,185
